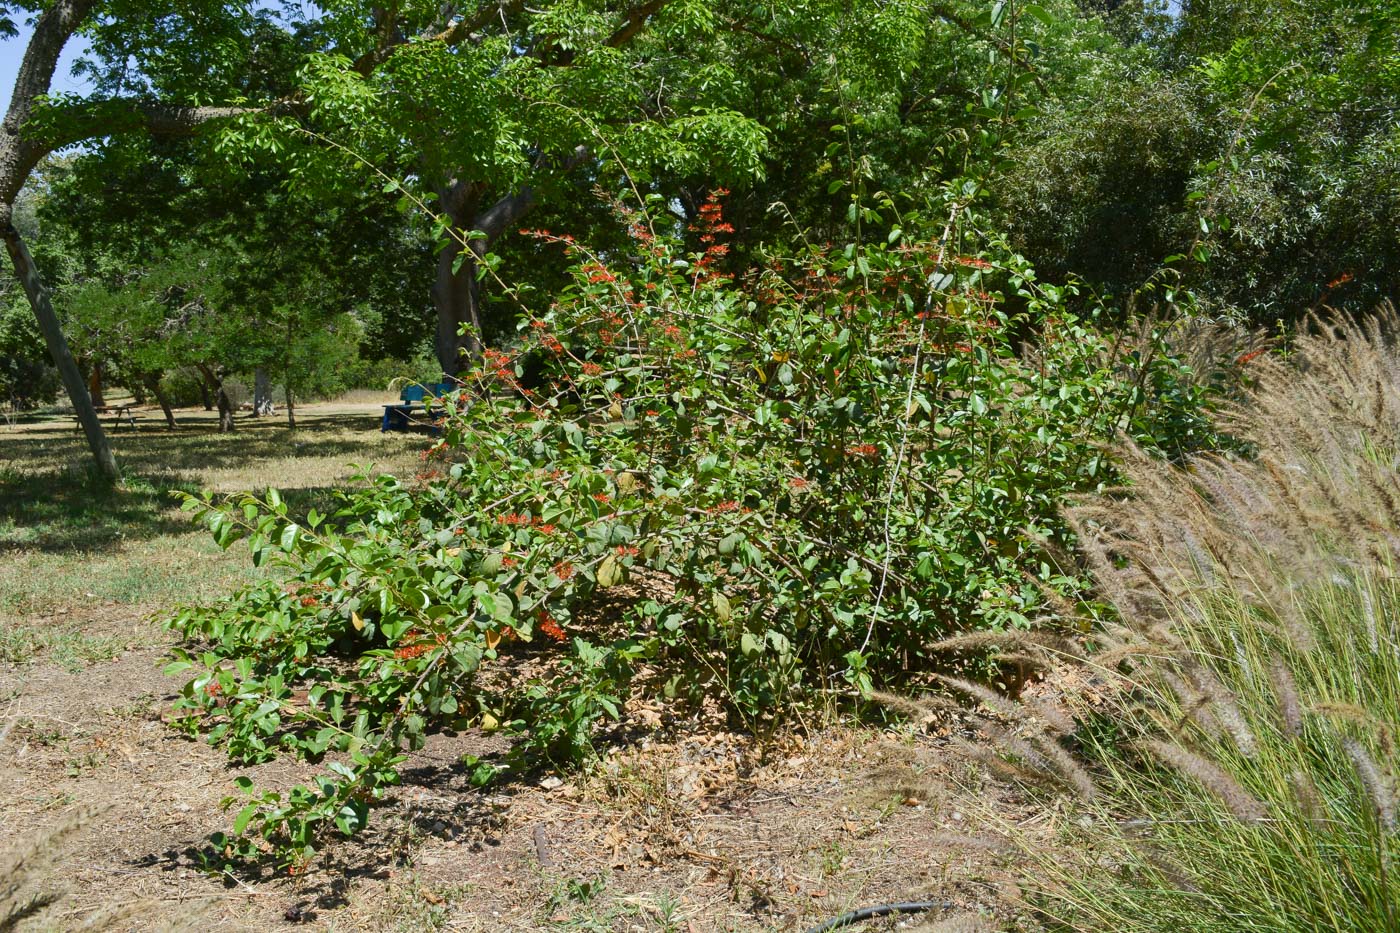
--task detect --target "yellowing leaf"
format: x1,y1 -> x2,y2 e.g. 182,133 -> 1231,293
597,553 -> 621,588
713,591 -> 732,622
485,629 -> 502,650
607,399 -> 624,420
351,611 -> 365,632
480,713 -> 499,731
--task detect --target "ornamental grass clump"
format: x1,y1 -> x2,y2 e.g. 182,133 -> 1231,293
971,307 -> 1400,931
163,190 -> 1215,865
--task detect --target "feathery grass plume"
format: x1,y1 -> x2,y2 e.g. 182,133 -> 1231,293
0,810 -> 88,932
868,689 -> 959,722
1138,739 -> 1268,822
1026,732 -> 1097,801
932,674 -> 1025,721
952,736 -> 1052,787
1269,656 -> 1303,739
924,630 -> 1072,659
1360,583 -> 1380,653
1025,698 -> 1077,736
1344,739 -> 1397,833
1187,662 -> 1258,756
1290,769 -> 1325,827
1156,667 -> 1223,740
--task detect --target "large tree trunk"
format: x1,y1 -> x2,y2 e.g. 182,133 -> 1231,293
198,373 -> 214,410
432,183 -> 485,378
1,219 -> 118,480
431,181 -> 540,378
252,367 -> 274,416
143,373 -> 177,430
285,383 -> 296,430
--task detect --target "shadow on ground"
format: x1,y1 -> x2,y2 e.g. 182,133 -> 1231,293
0,408 -> 425,553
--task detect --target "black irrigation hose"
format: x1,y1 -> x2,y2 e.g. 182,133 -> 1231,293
802,900 -> 951,933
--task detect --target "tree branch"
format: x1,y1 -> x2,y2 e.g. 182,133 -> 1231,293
604,0 -> 672,48
34,98 -> 303,153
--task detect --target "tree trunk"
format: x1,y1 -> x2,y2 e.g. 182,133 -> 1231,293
144,373 -> 177,430
199,374 -> 214,410
87,359 -> 105,408
285,383 -> 296,430
432,184 -> 485,378
130,378 -> 147,405
253,367 -> 275,416
197,363 -> 236,432
429,181 -> 539,378
1,219 -> 118,480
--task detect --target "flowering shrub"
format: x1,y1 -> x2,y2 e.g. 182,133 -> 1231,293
165,189 -> 1214,865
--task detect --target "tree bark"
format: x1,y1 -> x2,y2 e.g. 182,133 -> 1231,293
431,181 -> 485,378
198,373 -> 214,410
253,367 -> 274,416
86,358 -> 104,408
1,218 -> 118,479
431,181 -> 542,378
143,374 -> 177,430
285,383 -> 296,430
197,363 -> 235,432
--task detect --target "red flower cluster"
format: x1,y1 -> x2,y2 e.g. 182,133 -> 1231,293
520,228 -> 577,247
953,256 -> 993,270
482,348 -> 516,382
581,362 -> 603,376
552,560 -> 576,580
615,545 -> 639,557
788,477 -> 811,491
537,611 -> 567,643
847,444 -> 880,459
395,631 -> 431,660
581,262 -> 617,284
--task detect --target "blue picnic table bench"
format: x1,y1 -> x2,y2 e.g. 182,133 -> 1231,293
381,382 -> 455,432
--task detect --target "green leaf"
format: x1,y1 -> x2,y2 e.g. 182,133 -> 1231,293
233,802 -> 260,836
1022,3 -> 1054,26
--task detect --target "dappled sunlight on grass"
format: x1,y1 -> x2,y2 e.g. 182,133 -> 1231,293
0,404 -> 427,551
0,402 -> 430,620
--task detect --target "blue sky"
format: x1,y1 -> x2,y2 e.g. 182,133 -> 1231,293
0,31 -> 91,113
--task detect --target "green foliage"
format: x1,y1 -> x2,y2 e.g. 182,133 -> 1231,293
998,0 -> 1400,318
165,188 -> 1217,862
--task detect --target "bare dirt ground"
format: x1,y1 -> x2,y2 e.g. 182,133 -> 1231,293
0,401 -> 1042,932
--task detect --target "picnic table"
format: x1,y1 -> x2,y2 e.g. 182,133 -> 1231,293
74,403 -> 137,430
381,383 -> 454,432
